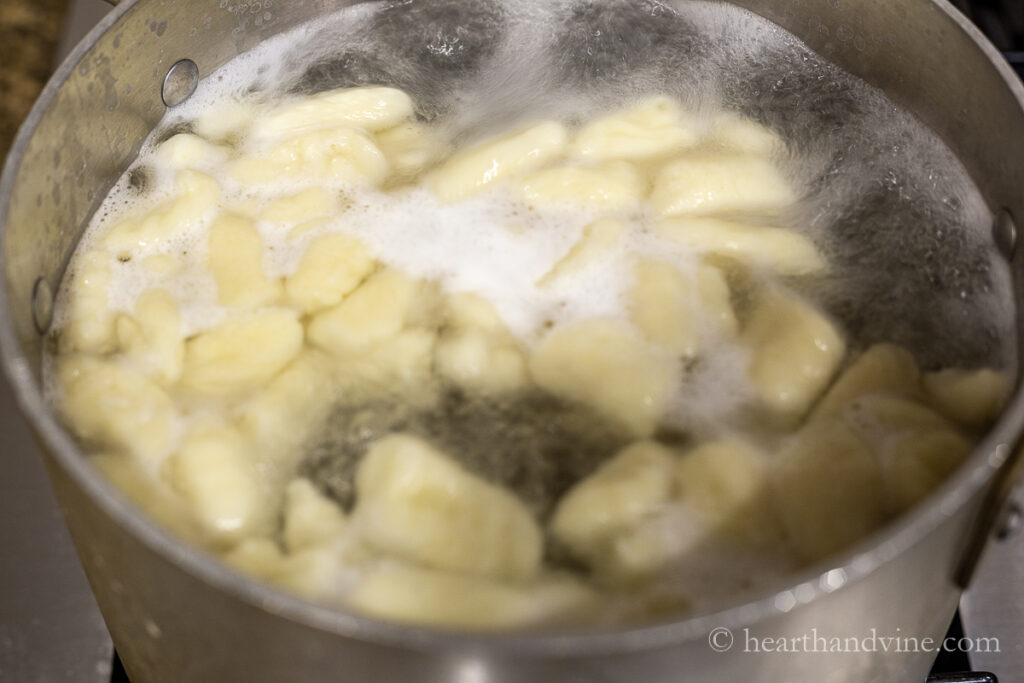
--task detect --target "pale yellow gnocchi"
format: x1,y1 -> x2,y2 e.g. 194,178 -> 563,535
551,441 -> 676,559
374,120 -> 443,179
629,258 -> 736,357
675,439 -> 780,545
742,290 -> 846,422
253,86 -> 414,138
232,126 -> 390,185
347,563 -> 595,630
650,155 -> 795,217
656,217 -> 826,275
180,309 -> 304,396
354,434 -> 542,580
519,161 -> 643,209
285,233 -> 376,313
427,121 -> 567,201
529,319 -> 676,436
59,355 -> 178,468
261,187 -> 338,225
570,97 -> 698,162
60,251 -> 116,354
307,268 -> 416,355
537,217 -> 625,287
164,422 -> 267,545
49,85 -> 1010,631
772,420 -> 885,562
104,170 -> 221,250
156,133 -> 229,169
115,288 -> 185,386
208,214 -> 282,307
282,478 -> 348,552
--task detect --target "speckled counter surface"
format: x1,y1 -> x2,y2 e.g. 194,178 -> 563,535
0,0 -> 69,160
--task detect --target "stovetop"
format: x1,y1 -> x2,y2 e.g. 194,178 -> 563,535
1,1 -> 1022,682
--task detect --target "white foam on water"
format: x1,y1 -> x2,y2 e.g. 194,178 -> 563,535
43,0 -> 1019,619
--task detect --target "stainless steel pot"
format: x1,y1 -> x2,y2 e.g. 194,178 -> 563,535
2,1 -> 1024,681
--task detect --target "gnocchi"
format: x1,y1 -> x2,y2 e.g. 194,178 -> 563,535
529,319 -> 676,436
232,126 -> 390,185
104,170 -> 221,251
427,121 -> 567,201
208,214 -> 282,307
308,268 -> 416,355
742,290 -> 846,422
772,420 -> 885,562
60,251 -> 115,354
629,258 -> 736,356
551,441 -> 676,560
48,84 -> 1009,631
253,87 -> 414,138
518,162 -> 643,209
181,309 -> 304,396
115,288 -> 185,385
347,563 -> 595,630
675,439 -> 780,545
285,233 -> 376,313
165,422 -> 267,545
656,217 -> 826,275
923,368 -> 1010,428
570,97 -> 698,162
354,434 -> 543,580
261,187 -> 338,225
813,343 -> 922,419
650,155 -> 795,217
156,133 -> 229,169
58,355 -> 177,467
536,217 -> 624,286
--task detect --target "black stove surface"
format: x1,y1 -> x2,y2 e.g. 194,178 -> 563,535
953,0 -> 1024,75
926,612 -> 997,683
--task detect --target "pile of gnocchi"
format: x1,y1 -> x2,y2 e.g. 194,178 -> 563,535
49,86 -> 1010,629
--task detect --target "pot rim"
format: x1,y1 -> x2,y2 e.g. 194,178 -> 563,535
2,0 -> 1023,659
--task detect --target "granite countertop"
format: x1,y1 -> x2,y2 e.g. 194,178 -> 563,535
0,0 -> 68,161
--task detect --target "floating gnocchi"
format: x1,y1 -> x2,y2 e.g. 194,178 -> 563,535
570,97 -> 698,162
650,155 -> 795,217
529,319 -> 676,437
115,288 -> 185,386
742,289 -> 846,423
285,233 -> 376,313
656,217 -> 826,276
48,85 -> 1010,630
181,309 -> 304,396
103,170 -> 221,251
551,441 -> 676,560
518,162 -> 643,209
252,86 -> 415,138
354,434 -> 543,580
208,214 -> 282,307
427,121 -> 567,201
308,268 -> 416,355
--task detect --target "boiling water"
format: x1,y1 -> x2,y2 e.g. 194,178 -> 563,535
77,0 -> 1015,369
47,0 -> 1018,613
